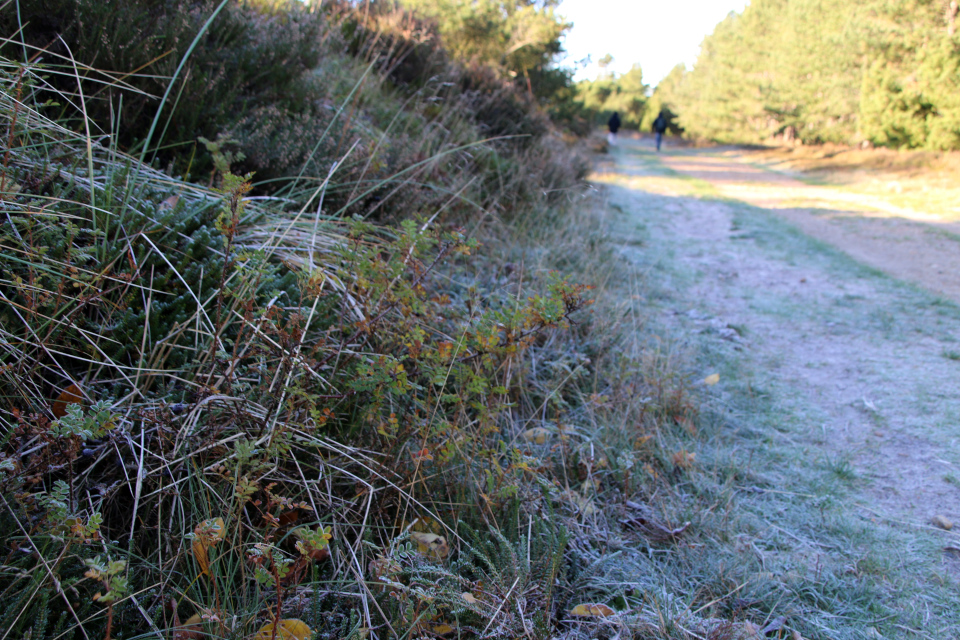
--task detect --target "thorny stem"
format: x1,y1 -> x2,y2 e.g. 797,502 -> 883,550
103,601 -> 113,640
207,179 -> 248,386
271,559 -> 283,640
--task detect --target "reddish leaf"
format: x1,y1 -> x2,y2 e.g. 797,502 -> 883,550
52,383 -> 83,418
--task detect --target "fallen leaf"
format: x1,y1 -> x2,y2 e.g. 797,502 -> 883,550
461,592 -> 478,604
411,447 -> 433,463
410,531 -> 449,559
560,489 -> 596,517
672,449 -> 695,469
407,516 -> 444,535
52,383 -> 83,418
172,614 -> 204,640
201,517 -> 227,542
704,373 -> 720,386
1,180 -> 22,195
254,619 -> 313,640
521,427 -> 550,444
760,616 -> 787,635
192,517 -> 226,577
277,510 -> 300,527
192,539 -> 210,577
569,603 -> 616,617
431,623 -> 456,635
159,195 -> 180,210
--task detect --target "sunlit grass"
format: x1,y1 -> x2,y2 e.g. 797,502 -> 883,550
744,145 -> 960,222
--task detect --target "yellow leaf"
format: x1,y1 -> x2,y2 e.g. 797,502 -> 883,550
431,623 -> 457,635
172,614 -> 204,640
521,427 -> 550,444
195,517 -> 227,542
410,531 -> 449,559
192,517 -> 226,577
560,489 -> 596,517
406,516 -> 444,535
672,449 -> 696,469
192,537 -> 210,577
704,373 -> 720,386
254,619 -> 313,640
569,603 -> 616,617
462,592 -> 478,604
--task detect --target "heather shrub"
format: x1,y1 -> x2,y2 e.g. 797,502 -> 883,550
0,2 -> 610,638
2,0 -> 584,231
0,0 -> 325,167
0,75 -> 305,410
0,70 -> 597,635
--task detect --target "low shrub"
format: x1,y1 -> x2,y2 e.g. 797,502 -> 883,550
0,43 -> 611,638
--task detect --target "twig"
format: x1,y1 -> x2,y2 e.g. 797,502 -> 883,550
480,576 -> 520,637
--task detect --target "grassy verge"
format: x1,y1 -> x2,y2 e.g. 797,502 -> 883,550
739,144 -> 960,222
6,4 -> 957,640
0,3 -> 600,638
590,142 -> 960,639
0,4 -> 730,640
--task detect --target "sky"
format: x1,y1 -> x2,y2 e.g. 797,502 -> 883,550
556,0 -> 749,87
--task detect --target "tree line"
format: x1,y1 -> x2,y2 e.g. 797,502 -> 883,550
650,0 -> 960,149
396,2 -> 667,135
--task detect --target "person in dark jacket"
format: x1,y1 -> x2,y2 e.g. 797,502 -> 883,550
652,111 -> 668,151
607,111 -> 621,145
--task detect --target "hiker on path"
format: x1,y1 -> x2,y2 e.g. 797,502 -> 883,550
608,111 -> 621,146
652,111 -> 668,151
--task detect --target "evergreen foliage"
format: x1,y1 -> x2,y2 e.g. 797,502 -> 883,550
574,62 -> 649,130
660,0 -> 960,148
397,0 -> 571,102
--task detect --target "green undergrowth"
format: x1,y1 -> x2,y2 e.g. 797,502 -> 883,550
11,1 -> 953,638
0,3 -> 740,639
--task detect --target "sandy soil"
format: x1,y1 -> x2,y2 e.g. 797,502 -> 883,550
597,137 -> 960,532
658,147 -> 960,303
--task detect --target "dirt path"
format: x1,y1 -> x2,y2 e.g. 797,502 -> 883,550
595,137 -> 960,530
658,146 -> 960,303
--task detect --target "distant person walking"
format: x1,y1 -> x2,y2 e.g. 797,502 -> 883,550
652,111 -> 668,151
607,111 -> 621,146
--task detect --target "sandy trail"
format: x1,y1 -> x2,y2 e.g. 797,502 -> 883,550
598,137 -> 960,530
658,148 -> 960,303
